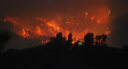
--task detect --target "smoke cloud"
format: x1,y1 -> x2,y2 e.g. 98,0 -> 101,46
0,0 -> 128,49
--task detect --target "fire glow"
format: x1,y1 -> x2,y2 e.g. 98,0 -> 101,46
3,10 -> 111,44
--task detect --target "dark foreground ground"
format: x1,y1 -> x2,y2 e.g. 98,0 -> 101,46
1,44 -> 128,69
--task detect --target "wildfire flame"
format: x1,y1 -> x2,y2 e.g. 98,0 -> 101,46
2,10 -> 111,44
72,41 -> 75,44
22,28 -> 30,38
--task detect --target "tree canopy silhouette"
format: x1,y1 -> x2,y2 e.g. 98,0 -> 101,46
55,32 -> 63,47
56,32 -> 62,40
95,34 -> 107,46
84,33 -> 94,45
67,33 -> 73,50
95,35 -> 102,42
101,34 -> 107,43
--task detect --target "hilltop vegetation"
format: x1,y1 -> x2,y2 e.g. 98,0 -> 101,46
1,32 -> 128,69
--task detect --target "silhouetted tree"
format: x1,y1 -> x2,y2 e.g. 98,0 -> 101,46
95,41 -> 99,48
56,32 -> 62,40
95,35 -> 102,47
55,32 -> 63,51
101,34 -> 107,43
55,32 -> 62,43
95,34 -> 107,46
67,33 -> 73,50
0,30 -> 11,54
95,35 -> 102,43
84,33 -> 94,46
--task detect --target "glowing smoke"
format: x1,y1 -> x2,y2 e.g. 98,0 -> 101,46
0,0 -> 112,44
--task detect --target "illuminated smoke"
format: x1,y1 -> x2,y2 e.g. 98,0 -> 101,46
3,11 -> 111,43
0,0 -> 112,44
